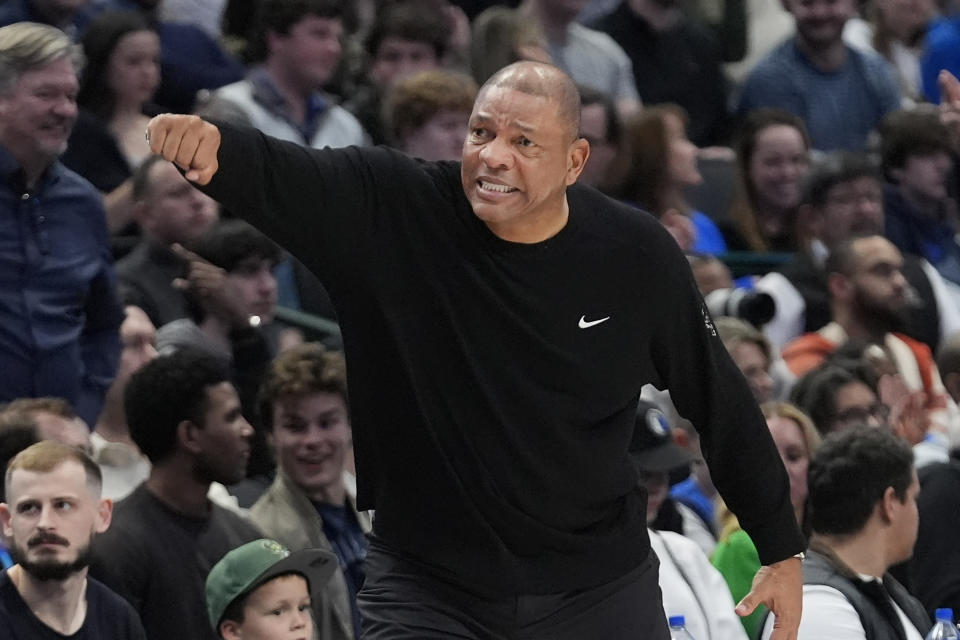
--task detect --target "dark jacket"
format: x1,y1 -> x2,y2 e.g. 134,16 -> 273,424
803,542 -> 930,640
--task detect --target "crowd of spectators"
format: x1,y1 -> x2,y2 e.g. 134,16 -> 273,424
4,0 -> 960,637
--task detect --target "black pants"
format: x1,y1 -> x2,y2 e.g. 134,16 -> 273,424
358,541 -> 670,640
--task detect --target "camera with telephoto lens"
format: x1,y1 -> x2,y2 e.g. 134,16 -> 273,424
704,288 -> 776,328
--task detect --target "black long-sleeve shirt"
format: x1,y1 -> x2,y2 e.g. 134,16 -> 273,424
202,123 -> 805,595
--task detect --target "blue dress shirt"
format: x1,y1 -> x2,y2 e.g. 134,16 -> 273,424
0,145 -> 123,425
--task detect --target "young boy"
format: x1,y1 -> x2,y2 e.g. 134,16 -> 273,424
206,539 -> 337,640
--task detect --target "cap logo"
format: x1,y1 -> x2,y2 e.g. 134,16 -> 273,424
261,540 -> 289,558
646,408 -> 669,438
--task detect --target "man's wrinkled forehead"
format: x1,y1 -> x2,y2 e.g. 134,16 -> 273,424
852,238 -> 902,273
475,63 -> 581,138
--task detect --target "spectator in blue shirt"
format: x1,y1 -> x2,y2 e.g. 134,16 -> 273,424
738,0 -> 901,151
0,22 -> 123,425
879,107 -> 960,286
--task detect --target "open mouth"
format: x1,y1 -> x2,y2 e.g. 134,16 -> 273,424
478,180 -> 518,194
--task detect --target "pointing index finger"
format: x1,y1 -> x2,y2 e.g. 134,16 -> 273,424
171,242 -> 208,265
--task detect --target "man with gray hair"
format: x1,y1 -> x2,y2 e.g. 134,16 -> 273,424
0,22 -> 124,426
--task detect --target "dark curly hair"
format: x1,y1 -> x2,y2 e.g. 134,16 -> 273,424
125,348 -> 231,464
258,343 -> 347,431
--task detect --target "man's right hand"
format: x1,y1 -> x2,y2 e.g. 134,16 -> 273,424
146,114 -> 221,185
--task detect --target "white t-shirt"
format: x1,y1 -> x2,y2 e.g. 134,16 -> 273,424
760,580 -> 925,640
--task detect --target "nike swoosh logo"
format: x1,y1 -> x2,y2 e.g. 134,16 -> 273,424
579,315 -> 610,329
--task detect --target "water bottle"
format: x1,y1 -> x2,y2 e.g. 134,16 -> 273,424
668,615 -> 696,640
925,608 -> 960,640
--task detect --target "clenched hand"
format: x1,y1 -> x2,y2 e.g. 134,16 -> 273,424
146,114 -> 221,185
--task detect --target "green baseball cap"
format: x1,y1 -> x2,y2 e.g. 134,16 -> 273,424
205,539 -> 337,630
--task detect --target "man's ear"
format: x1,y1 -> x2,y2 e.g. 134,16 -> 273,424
827,271 -> 851,302
96,498 -> 113,533
566,137 -> 590,185
178,419 -> 204,455
0,503 -> 12,539
879,485 -> 899,524
265,29 -> 285,57
132,199 -> 152,228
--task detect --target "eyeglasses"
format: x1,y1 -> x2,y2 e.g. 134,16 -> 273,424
834,403 -> 890,425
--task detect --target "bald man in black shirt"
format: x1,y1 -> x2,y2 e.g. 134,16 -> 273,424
145,61 -> 804,640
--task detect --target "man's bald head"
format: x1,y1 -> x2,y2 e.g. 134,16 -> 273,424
478,61 -> 581,141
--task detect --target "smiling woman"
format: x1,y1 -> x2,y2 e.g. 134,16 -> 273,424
725,108 -> 811,252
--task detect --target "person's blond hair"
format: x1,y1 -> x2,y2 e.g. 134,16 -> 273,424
1,396 -> 77,420
760,401 -> 822,455
718,402 -> 820,539
5,440 -> 102,501
0,22 -> 82,95
715,316 -> 772,362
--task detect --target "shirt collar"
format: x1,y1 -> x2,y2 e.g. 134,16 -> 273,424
248,66 -> 330,144
0,144 -> 21,185
0,144 -> 64,192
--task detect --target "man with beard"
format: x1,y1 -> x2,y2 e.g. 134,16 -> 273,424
0,440 -> 146,638
90,348 -> 262,640
755,152 -> 960,353
782,235 -> 959,451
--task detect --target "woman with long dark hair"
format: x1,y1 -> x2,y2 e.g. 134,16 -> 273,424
724,109 -> 811,252
62,11 -> 160,240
